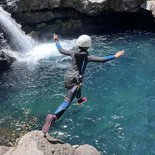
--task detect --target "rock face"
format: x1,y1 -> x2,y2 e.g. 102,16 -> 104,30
0,0 -> 154,36
1,130 -> 100,155
142,1 -> 155,16
0,146 -> 10,155
0,33 -> 10,50
6,0 -> 146,14
0,51 -> 16,72
5,0 -> 147,24
0,32 -> 16,72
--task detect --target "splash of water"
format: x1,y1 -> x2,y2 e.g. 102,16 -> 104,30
18,40 -> 76,64
0,6 -> 35,52
3,33 -> 76,68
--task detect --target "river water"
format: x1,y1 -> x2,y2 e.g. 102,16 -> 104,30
0,30 -> 155,154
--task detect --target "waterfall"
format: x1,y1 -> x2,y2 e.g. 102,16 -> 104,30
0,7 -> 77,65
0,6 -> 34,52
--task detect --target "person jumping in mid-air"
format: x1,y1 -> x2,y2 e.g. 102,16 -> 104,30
42,34 -> 124,135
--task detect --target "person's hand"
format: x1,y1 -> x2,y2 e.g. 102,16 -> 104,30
115,50 -> 124,58
53,33 -> 59,42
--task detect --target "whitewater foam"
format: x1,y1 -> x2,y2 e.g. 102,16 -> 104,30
0,7 -> 35,52
15,39 -> 76,65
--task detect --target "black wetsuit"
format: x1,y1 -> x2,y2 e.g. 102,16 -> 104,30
56,42 -> 115,100
53,41 -> 116,119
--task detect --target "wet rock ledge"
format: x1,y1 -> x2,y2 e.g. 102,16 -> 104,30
0,130 -> 100,155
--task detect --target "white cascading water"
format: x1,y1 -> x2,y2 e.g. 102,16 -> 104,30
0,6 -> 34,52
21,40 -> 76,65
0,6 -> 76,65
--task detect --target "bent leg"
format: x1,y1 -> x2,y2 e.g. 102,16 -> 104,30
54,85 -> 78,119
42,85 -> 78,134
54,101 -> 69,120
76,86 -> 87,105
75,86 -> 81,100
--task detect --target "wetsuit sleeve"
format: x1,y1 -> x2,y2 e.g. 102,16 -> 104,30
88,55 -> 115,62
55,42 -> 72,56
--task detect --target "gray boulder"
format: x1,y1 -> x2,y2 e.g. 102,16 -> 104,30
75,144 -> 100,155
0,51 -> 16,71
0,32 -> 10,50
6,0 -> 60,12
6,0 -> 146,15
3,130 -> 100,155
1,0 -> 153,36
0,146 -> 10,155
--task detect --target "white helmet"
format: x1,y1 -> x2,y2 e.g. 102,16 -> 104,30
76,35 -> 91,48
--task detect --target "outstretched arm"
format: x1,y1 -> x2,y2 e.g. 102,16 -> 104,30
53,33 -> 72,56
88,50 -> 124,62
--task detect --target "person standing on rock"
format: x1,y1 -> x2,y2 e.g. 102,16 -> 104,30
42,33 -> 124,135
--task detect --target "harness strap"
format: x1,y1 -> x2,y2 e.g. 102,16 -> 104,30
81,57 -> 85,75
